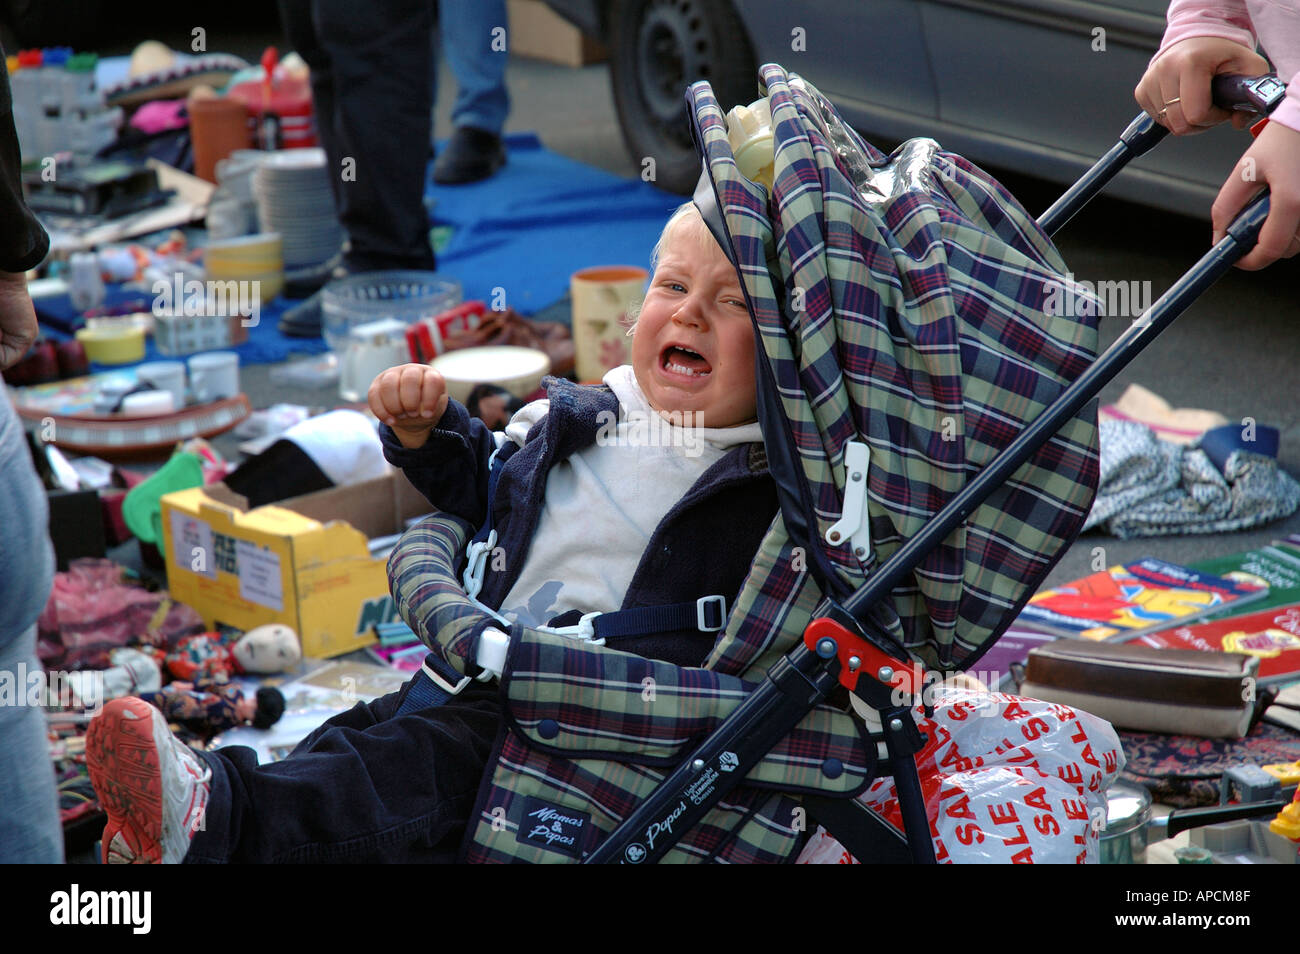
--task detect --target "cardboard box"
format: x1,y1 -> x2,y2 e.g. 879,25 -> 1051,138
159,470 -> 430,659
508,0 -> 607,67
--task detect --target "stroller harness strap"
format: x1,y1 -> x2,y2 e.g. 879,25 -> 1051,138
463,428 -> 733,648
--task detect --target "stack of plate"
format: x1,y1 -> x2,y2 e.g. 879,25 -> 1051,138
205,233 -> 285,300
252,148 -> 342,268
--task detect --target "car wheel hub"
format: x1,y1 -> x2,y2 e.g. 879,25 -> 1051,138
636,0 -> 712,143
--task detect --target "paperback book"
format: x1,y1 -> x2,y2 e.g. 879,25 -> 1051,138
1018,557 -> 1267,642
1134,603 -> 1300,686
1188,544 -> 1300,616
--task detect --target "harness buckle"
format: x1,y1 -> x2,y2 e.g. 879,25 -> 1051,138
697,595 -> 727,632
575,612 -> 605,645
540,611 -> 606,646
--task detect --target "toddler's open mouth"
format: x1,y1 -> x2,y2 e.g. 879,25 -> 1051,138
661,345 -> 712,378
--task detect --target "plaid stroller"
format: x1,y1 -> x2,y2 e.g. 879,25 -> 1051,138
388,64 -> 1278,863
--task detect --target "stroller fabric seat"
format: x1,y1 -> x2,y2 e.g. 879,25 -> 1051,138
388,64 -> 1103,863
694,65 -> 1100,674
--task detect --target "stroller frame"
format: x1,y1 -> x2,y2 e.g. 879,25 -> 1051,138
583,78 -> 1279,865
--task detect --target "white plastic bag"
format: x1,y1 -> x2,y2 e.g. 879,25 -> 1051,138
798,689 -> 1124,864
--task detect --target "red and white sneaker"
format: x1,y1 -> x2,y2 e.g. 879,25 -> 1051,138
86,697 -> 211,864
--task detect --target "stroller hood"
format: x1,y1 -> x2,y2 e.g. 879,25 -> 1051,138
689,64 -> 1100,671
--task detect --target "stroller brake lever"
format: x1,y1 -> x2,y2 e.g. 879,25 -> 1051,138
804,616 -> 922,711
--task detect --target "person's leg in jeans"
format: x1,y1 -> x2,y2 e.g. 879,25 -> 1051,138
441,0 -> 509,136
0,395 -> 61,863
433,0 -> 509,184
0,626 -> 64,862
311,0 -> 437,271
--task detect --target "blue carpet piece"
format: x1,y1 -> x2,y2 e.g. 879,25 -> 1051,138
34,133 -> 682,367
431,133 -> 681,314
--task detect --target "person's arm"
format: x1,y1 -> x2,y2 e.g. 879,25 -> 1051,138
0,44 -> 49,369
370,362 -> 503,525
378,399 -> 502,526
1157,0 -> 1256,57
1135,4 -> 1298,269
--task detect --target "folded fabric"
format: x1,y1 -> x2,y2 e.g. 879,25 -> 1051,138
1085,419 -> 1300,538
1084,420 -> 1181,530
1099,382 -> 1227,445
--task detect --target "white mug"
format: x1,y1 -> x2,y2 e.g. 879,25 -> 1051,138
188,351 -> 240,403
134,360 -> 187,412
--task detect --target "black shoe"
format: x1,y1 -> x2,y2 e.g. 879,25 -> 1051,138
433,126 -> 506,184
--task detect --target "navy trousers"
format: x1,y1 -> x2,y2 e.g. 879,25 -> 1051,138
277,0 -> 438,272
186,679 -> 501,863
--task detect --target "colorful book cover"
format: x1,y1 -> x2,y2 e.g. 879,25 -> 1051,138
1189,545 -> 1300,616
1018,557 -> 1267,642
1135,603 -> 1300,686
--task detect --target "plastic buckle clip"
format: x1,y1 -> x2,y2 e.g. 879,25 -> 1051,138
576,611 -> 604,644
542,612 -> 606,646
697,595 -> 727,632
462,528 -> 498,600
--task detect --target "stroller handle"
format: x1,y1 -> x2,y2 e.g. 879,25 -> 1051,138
840,191 -> 1270,631
589,179 -> 1273,869
1037,73 -> 1284,236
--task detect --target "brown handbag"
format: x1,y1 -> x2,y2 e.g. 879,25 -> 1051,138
1020,639 -> 1261,739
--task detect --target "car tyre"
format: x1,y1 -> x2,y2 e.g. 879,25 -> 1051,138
609,0 -> 757,194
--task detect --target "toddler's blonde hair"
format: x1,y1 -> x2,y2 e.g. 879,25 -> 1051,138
625,202 -> 720,335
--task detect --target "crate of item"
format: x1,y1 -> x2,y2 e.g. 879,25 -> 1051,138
154,312 -> 249,356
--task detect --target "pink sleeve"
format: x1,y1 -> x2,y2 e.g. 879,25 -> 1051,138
1271,68 -> 1300,133
1154,0 -> 1257,60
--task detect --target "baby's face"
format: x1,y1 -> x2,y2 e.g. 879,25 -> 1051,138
631,213 -> 758,428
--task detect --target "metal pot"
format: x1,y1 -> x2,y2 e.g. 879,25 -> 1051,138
1100,782 -> 1285,864
1101,783 -> 1152,863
